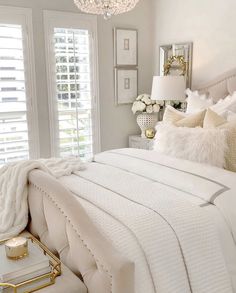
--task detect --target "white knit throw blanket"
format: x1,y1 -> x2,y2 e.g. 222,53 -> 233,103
0,157 -> 84,240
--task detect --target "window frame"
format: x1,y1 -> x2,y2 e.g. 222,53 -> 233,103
44,10 -> 101,158
0,6 -> 39,160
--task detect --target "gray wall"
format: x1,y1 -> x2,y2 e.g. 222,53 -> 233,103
98,1 -> 153,150
151,0 -> 236,88
0,0 -> 153,157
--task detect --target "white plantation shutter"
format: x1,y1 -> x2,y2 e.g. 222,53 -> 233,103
44,11 -> 100,161
0,24 -> 28,165
54,28 -> 93,159
0,8 -> 38,165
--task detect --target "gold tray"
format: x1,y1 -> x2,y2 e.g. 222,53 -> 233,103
0,235 -> 61,293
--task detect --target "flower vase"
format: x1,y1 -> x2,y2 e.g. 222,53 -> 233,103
136,113 -> 158,138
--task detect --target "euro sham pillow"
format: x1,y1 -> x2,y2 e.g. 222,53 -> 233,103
154,124 -> 228,168
210,91 -> 236,115
226,111 -> 236,122
162,105 -> 186,123
186,89 -> 213,114
162,105 -> 206,127
175,109 -> 206,127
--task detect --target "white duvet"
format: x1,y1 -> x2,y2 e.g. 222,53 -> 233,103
59,148 -> 236,293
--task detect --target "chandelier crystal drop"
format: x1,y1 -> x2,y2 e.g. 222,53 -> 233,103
74,0 -> 140,20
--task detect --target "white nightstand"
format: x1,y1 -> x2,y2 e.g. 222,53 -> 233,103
129,135 -> 154,150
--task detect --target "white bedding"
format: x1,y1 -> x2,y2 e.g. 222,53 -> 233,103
59,148 -> 236,293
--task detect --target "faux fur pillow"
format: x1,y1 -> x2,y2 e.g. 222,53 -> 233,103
154,124 -> 228,168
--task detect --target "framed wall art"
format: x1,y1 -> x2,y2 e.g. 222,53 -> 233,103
114,28 -> 138,67
115,68 -> 138,105
159,42 -> 193,87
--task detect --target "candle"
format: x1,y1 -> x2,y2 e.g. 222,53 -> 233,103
5,237 -> 28,260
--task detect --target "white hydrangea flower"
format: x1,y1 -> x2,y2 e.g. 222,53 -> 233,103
156,100 -> 165,106
136,94 -> 143,101
153,104 -> 160,113
141,94 -> 152,105
131,101 -> 146,114
146,105 -> 153,113
181,102 -> 186,109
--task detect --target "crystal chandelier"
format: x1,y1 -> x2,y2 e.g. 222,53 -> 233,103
74,0 -> 140,20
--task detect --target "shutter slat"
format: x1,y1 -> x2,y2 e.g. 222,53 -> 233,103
0,24 -> 30,165
53,27 -> 94,160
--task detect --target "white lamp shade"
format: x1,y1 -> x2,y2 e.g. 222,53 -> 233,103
151,76 -> 186,101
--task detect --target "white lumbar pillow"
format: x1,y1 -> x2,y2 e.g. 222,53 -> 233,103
154,124 -> 228,168
210,91 -> 236,115
186,89 -> 214,114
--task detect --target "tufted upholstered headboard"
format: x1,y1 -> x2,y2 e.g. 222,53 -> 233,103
195,68 -> 236,102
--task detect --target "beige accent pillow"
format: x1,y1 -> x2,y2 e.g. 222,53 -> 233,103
162,105 -> 185,123
175,110 -> 206,128
219,121 -> 236,172
203,109 -> 236,172
204,108 -> 227,128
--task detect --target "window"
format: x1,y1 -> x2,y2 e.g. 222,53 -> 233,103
44,11 -> 100,160
0,7 -> 39,165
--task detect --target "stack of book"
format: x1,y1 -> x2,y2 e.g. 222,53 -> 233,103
0,240 -> 51,293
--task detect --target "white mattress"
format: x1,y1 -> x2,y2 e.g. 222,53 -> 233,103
59,149 -> 236,293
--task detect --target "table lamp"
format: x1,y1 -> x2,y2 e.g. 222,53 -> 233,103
150,76 -> 186,104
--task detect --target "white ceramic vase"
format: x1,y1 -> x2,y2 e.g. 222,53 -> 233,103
136,113 -> 158,138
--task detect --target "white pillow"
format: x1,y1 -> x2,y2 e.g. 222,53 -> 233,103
226,111 -> 236,122
154,124 -> 228,168
220,110 -> 236,122
211,91 -> 236,115
186,89 -> 213,114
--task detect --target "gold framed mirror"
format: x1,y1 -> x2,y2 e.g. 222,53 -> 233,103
160,42 -> 193,87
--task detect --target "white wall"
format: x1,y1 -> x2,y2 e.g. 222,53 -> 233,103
0,0 -> 153,157
152,0 -> 236,88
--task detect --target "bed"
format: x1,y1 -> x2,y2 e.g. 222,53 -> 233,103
28,69 -> 236,293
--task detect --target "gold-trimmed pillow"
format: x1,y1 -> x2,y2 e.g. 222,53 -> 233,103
175,110 -> 206,128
